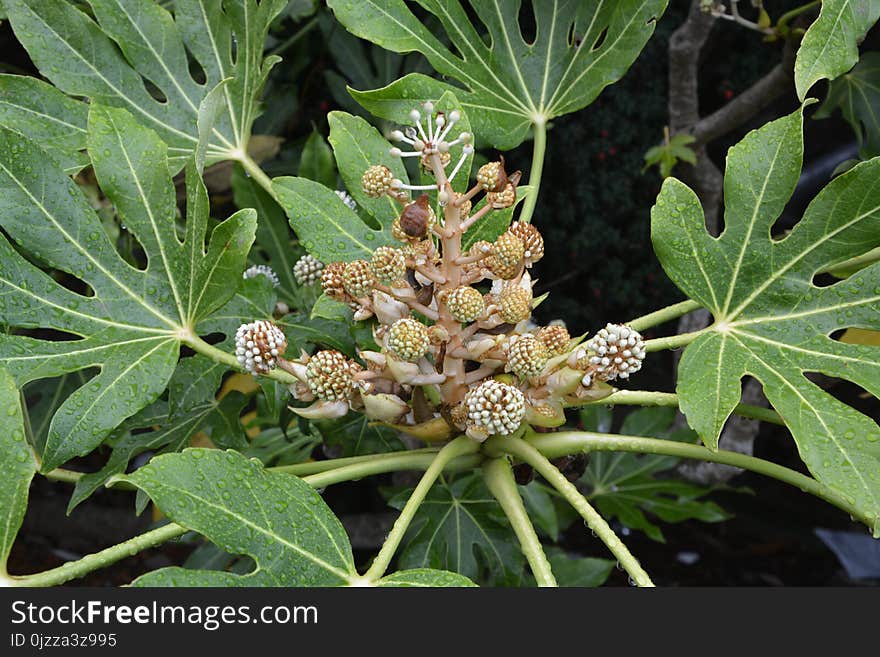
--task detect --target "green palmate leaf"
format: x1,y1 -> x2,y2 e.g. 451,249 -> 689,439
378,569 -> 478,586
651,107 -> 880,530
794,0 -> 880,101
2,0 -> 286,172
0,367 -> 36,579
124,449 -> 357,586
68,277 -> 278,511
388,473 -> 525,585
0,74 -> 88,175
643,133 -> 697,179
0,104 -> 256,471
816,51 -> 880,158
332,0 -> 669,149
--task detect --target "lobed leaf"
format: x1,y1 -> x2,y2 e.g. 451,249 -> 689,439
333,0 -> 669,149
651,108 -> 880,530
125,449 -> 357,586
2,0 -> 286,171
0,105 -> 256,471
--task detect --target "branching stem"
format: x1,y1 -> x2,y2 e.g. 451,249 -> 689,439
364,436 -> 479,581
628,299 -> 702,332
643,327 -> 709,352
569,389 -> 784,426
490,435 -> 654,586
527,430 -> 877,533
483,457 -> 557,586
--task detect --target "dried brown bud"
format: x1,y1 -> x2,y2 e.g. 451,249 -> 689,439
399,194 -> 435,239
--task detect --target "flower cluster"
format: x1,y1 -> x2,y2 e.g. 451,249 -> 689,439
233,103 -> 646,442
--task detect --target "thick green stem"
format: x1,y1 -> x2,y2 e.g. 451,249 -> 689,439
364,436 -> 479,581
491,435 -> 654,587
304,451 -> 482,488
628,299 -> 702,332
11,523 -> 188,587
643,327 -> 709,352
527,431 -> 876,532
273,447 -> 442,476
572,389 -> 785,426
483,457 -> 557,587
518,118 -> 547,225
239,153 -> 279,203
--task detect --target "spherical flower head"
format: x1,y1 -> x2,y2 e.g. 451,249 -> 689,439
371,246 -> 407,285
476,160 -> 508,192
362,165 -> 394,198
466,380 -> 526,437
335,189 -> 357,210
446,285 -> 485,323
242,264 -> 280,287
486,182 -> 516,209
486,255 -> 520,280
386,317 -> 430,362
507,335 -> 549,378
306,350 -> 356,401
235,320 -> 287,375
585,323 -> 646,381
293,254 -> 325,286
342,259 -> 376,298
508,222 -> 545,267
493,230 -> 525,267
537,324 -> 570,356
321,261 -> 347,300
498,283 -> 532,324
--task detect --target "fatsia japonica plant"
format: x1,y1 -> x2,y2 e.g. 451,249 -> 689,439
1,0 -> 879,589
